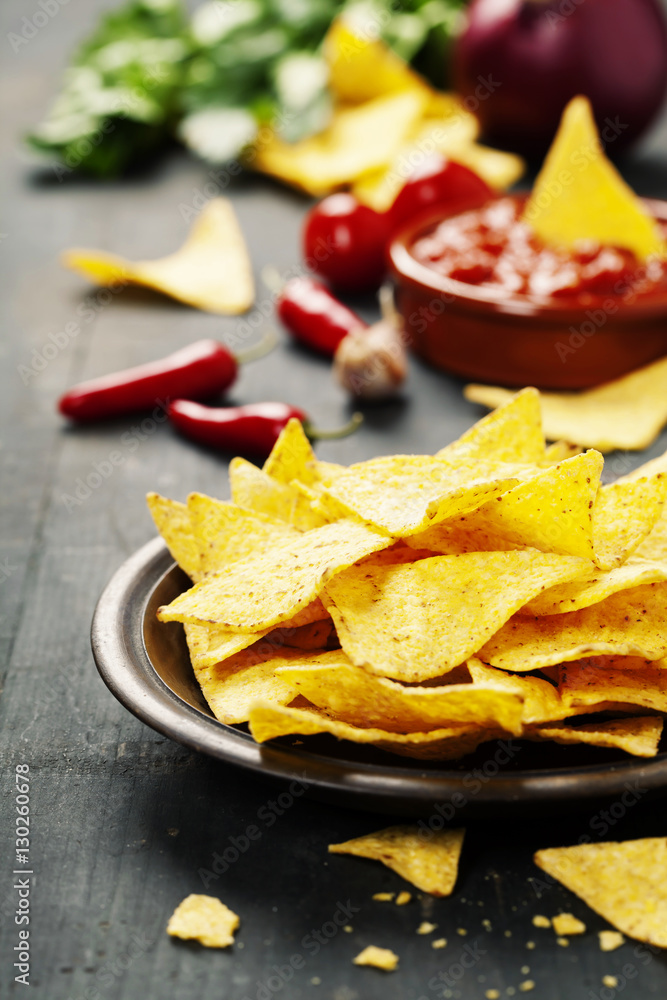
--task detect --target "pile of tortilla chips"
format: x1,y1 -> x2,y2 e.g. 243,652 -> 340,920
252,19 -> 524,202
150,387 -> 667,762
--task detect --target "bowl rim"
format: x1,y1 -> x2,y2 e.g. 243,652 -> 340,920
388,194 -> 667,321
91,537 -> 667,813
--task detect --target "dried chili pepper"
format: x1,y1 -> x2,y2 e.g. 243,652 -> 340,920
168,400 -> 362,457
276,276 -> 367,356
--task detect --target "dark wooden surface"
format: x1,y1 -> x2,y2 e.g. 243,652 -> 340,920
3,2 -> 667,997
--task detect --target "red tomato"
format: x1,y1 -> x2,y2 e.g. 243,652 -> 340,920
302,193 -> 390,292
389,154 -> 494,231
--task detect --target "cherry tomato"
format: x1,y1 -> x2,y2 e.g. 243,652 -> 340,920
389,154 -> 494,231
302,193 -> 390,292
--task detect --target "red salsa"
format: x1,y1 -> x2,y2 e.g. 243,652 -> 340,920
411,196 -> 667,304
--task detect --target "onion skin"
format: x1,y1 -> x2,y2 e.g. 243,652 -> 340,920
454,0 -> 667,158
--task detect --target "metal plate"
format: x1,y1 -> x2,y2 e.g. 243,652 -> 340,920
91,538 -> 667,817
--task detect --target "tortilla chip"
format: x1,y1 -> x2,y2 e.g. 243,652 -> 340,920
437,388 -> 544,465
276,654 -> 525,734
559,657 -> 667,713
352,945 -> 399,971
323,550 -> 591,682
146,493 -> 204,581
166,894 -> 239,948
541,442 -> 584,466
186,491 -> 297,577
527,717 -> 663,757
593,474 -> 667,570
524,557 -> 667,616
523,97 -> 666,261
253,91 -> 428,196
63,199 -> 254,314
158,519 -> 389,629
533,838 -> 667,947
262,417 -> 318,487
325,18 -> 430,104
247,701 -> 495,760
481,583 -> 667,671
329,825 -> 465,897
229,457 -> 327,530
433,450 -> 602,561
467,659 -> 569,725
319,455 -> 534,536
465,357 -> 667,452
184,602 -> 329,670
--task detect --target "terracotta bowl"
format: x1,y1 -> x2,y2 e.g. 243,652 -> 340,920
388,196 -> 667,390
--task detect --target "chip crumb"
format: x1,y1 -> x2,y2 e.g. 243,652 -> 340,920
395,891 -> 412,906
552,913 -> 586,936
432,938 -> 447,949
353,945 -> 399,971
521,966 -> 530,975
457,927 -> 468,936
166,894 -> 239,948
485,990 -> 501,999
372,892 -> 394,902
602,975 -> 619,988
599,930 -> 625,952
310,977 -> 321,986
556,937 -> 570,947
532,915 -> 551,928
417,921 -> 437,935
525,941 -> 536,950
167,828 -> 179,837
344,925 -> 353,933
506,988 -> 516,996
519,981 -> 535,993
482,918 -> 492,931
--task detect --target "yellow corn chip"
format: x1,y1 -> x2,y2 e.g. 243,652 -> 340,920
481,583 -> 667,671
534,838 -> 667,947
323,550 -> 590,682
465,357 -> 667,452
467,659 -> 569,725
325,18 -> 430,104
146,493 -> 204,581
593,474 -> 667,570
551,914 -> 586,936
599,930 -> 625,952
432,451 -> 602,562
253,91 -> 428,196
525,557 -> 667,616
541,442 -> 584,466
276,654 -> 525,734
262,417 -> 318,486
319,455 -> 533,536
559,657 -> 667,713
247,701 -> 495,760
166,894 -> 239,948
527,717 -> 663,757
186,492 -> 296,576
329,825 -> 465,897
63,199 -> 254,314
352,945 -> 399,971
229,457 -> 327,530
158,519 -> 389,629
184,602 -> 329,670
523,97 -> 667,260
437,388 -> 544,465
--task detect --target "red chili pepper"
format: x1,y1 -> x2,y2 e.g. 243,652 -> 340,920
168,400 -> 363,457
276,276 -> 367,356
59,340 -> 238,422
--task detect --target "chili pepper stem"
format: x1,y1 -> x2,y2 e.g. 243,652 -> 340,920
303,411 -> 364,441
234,327 -> 279,364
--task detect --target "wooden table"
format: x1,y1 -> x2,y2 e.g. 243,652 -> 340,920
2,1 -> 667,996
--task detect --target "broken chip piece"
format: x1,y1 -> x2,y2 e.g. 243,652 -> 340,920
352,945 -> 399,971
166,894 -> 240,948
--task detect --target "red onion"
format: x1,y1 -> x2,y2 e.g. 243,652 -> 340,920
453,0 -> 667,158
